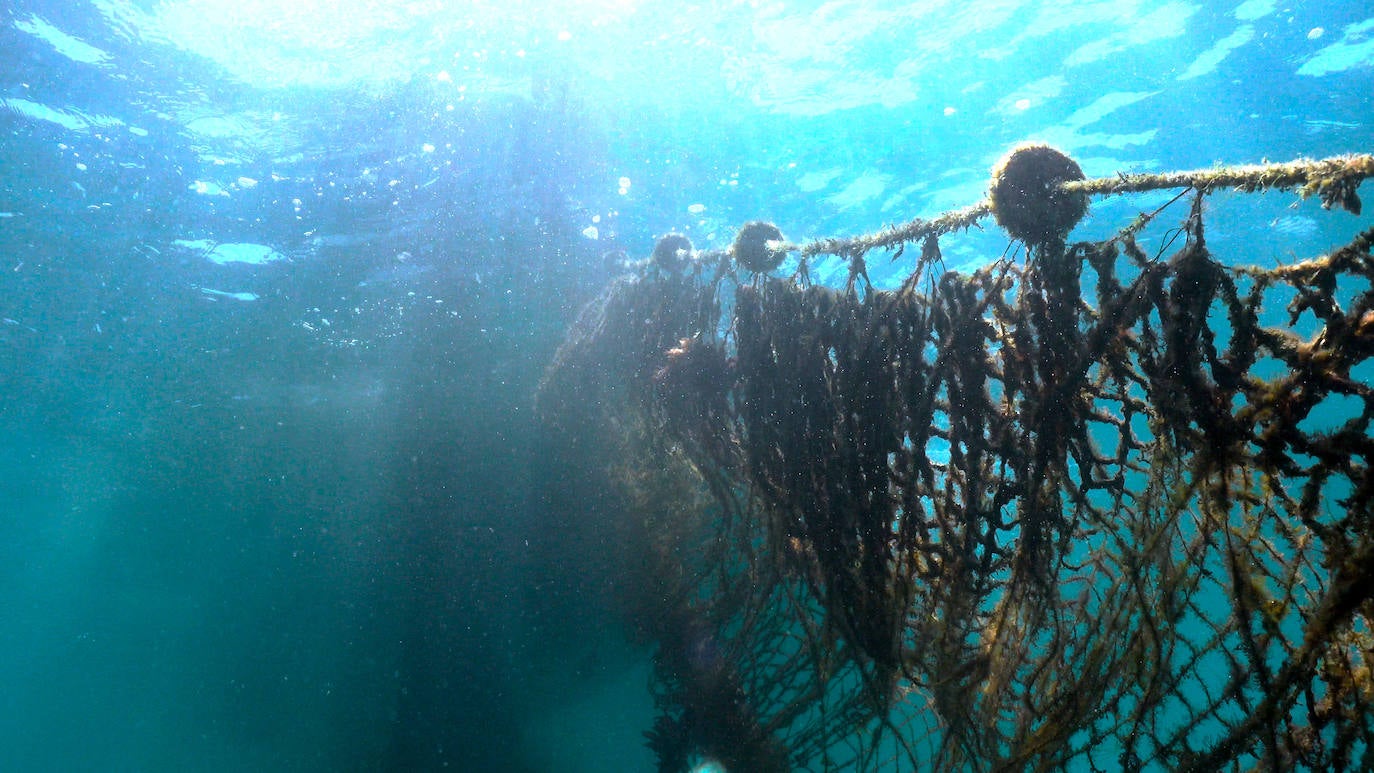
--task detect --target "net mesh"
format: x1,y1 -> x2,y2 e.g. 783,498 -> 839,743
538,148 -> 1374,772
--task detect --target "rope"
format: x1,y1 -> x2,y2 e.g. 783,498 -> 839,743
782,152 -> 1374,261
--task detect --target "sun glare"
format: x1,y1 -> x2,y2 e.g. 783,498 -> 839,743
147,0 -> 642,87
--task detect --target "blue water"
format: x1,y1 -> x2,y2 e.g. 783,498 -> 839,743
2,1 -> 1371,770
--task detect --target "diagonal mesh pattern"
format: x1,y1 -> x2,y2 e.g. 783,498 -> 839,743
539,149 -> 1374,772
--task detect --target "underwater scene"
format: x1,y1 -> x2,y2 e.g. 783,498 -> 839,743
3,0 -> 1374,770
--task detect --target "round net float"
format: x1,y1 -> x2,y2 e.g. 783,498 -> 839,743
731,221 -> 786,273
988,143 -> 1090,245
651,232 -> 694,273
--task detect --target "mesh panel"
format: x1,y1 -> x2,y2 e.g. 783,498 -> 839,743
539,151 -> 1374,772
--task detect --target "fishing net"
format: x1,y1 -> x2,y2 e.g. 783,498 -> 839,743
538,145 -> 1374,772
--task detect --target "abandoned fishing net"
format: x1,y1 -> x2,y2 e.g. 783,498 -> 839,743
537,144 -> 1374,772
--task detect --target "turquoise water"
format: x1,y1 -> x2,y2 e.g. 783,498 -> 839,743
2,1 -> 1371,770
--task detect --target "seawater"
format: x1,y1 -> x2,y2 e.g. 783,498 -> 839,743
2,1 -> 1371,770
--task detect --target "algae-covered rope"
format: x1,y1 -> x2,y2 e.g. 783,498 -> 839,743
775,151 -> 1374,263
1061,153 -> 1374,212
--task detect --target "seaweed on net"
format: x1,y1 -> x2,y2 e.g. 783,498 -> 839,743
537,148 -> 1374,772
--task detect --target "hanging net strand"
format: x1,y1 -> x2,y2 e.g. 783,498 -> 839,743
538,143 -> 1374,773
